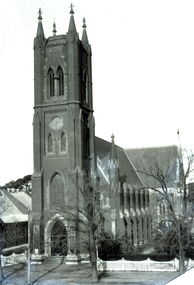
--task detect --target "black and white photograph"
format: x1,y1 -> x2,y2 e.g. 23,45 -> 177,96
1,1 -> 194,284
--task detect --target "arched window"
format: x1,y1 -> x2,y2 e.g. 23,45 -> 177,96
48,68 -> 54,97
85,73 -> 89,103
61,132 -> 67,152
58,67 -> 64,96
50,173 -> 64,207
81,69 -> 88,103
48,133 -> 53,153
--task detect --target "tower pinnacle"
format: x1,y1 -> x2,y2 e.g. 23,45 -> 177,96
67,2 -> 77,36
83,17 -> 86,29
81,17 -> 90,52
34,7 -> 45,47
38,8 -> 42,20
70,3 -> 74,14
53,22 -> 57,36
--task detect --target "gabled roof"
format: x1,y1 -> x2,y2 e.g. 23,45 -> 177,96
125,145 -> 178,188
11,192 -> 31,210
95,137 -> 143,187
0,190 -> 31,223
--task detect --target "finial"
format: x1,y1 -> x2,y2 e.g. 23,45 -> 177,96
177,128 -> 179,136
111,133 -> 115,141
83,17 -> 86,29
70,3 -> 74,14
38,8 -> 42,20
53,22 -> 57,36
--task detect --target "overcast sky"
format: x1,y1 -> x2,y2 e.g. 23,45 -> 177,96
0,0 -> 194,186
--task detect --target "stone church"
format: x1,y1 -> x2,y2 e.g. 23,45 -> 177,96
31,7 -> 177,261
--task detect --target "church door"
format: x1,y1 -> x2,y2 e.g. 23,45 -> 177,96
51,220 -> 67,256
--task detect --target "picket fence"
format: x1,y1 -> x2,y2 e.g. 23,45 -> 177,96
2,253 -> 194,272
97,257 -> 194,272
1,253 -> 26,267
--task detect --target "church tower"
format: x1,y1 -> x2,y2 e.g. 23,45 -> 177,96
31,6 -> 95,261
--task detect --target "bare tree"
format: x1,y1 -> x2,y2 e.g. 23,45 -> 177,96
49,168 -> 102,282
134,144 -> 194,274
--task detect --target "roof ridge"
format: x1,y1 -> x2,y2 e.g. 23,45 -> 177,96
125,144 -> 177,150
95,136 -> 123,150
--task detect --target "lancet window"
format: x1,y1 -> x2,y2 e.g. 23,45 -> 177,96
48,68 -> 54,97
48,133 -> 53,153
61,131 -> 67,152
81,70 -> 89,103
58,67 -> 64,96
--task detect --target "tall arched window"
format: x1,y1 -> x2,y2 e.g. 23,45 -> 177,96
48,68 -> 54,97
81,70 -> 89,103
50,173 -> 64,207
48,133 -> 53,153
58,67 -> 64,96
85,73 -> 89,103
61,132 -> 67,152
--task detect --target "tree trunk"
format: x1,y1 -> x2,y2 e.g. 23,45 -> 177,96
0,255 -> 4,283
179,247 -> 185,274
90,249 -> 98,282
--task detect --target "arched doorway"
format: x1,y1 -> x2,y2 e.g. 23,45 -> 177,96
51,220 -> 67,256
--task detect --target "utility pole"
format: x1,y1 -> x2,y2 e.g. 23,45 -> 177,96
27,207 -> 32,285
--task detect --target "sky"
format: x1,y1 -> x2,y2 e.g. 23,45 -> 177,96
0,0 -> 194,186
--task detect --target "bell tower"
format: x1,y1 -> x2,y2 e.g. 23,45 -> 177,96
31,6 -> 95,261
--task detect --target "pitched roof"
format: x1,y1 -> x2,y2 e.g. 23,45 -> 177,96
0,190 -> 31,223
125,145 -> 178,188
10,192 -> 31,210
95,137 -> 143,187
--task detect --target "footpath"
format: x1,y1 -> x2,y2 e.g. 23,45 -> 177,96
1,260 -> 179,285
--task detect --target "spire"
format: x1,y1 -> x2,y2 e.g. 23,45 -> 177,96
109,134 -> 119,196
68,3 -> 77,32
53,22 -> 57,36
38,8 -> 42,20
70,2 -> 74,14
82,17 -> 90,52
110,134 -> 119,169
83,17 -> 86,29
34,8 -> 46,49
36,8 -> 45,38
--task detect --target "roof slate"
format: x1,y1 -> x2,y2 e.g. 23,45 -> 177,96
125,145 -> 178,188
0,190 -> 31,223
95,137 -> 143,187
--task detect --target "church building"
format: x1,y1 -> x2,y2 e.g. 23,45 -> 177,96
31,6 -> 172,261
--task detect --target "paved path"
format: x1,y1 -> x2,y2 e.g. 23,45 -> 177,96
1,262 -> 179,285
